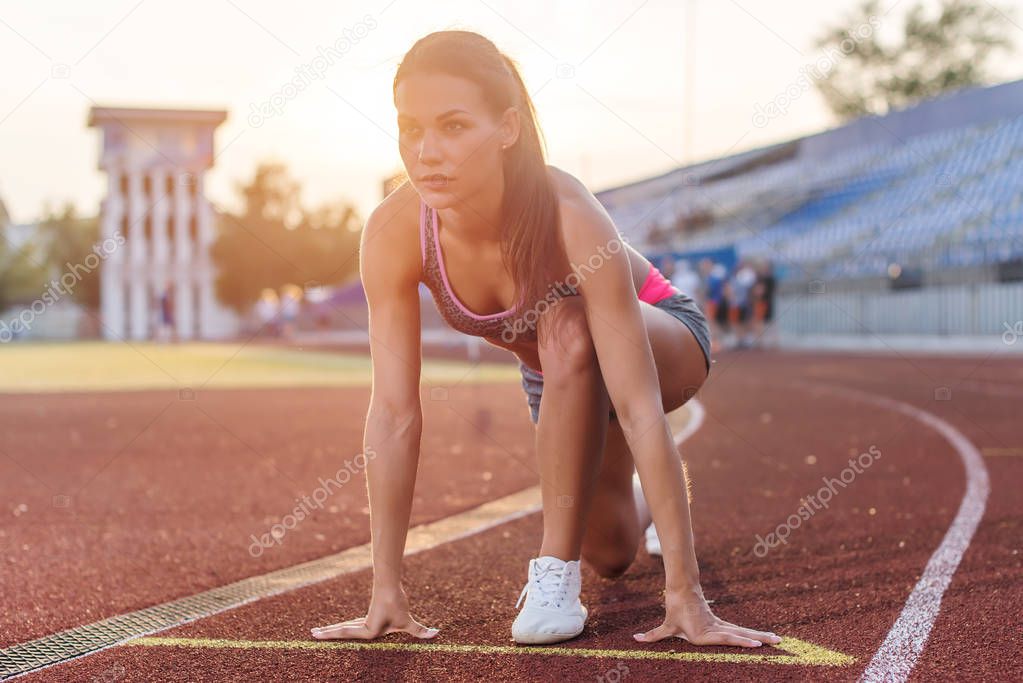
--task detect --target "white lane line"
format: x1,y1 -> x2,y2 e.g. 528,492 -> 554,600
793,381 -> 990,683
673,398 -> 706,444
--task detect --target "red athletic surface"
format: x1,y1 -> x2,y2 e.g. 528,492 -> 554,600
2,348 -> 1020,681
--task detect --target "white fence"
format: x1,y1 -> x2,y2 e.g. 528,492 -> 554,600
0,300 -> 86,342
776,281 -> 1023,338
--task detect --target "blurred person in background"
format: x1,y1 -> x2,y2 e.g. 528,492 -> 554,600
156,281 -> 177,343
751,259 -> 777,349
702,259 -> 727,353
255,287 -> 280,337
670,257 -> 700,301
279,284 -> 303,340
727,260 -> 757,349
656,254 -> 676,284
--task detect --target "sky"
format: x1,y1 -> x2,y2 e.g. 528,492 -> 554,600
1,0 -> 1021,226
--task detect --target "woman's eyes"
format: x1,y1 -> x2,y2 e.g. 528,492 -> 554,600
400,122 -> 464,134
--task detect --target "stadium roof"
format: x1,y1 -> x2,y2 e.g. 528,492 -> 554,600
596,77 -> 1023,205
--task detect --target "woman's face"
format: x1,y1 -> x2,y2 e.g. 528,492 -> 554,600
395,71 -> 518,208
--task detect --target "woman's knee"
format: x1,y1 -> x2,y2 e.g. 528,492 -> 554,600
583,534 -> 639,579
581,477 -> 642,578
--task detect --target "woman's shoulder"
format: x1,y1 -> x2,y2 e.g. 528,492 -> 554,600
361,179 -> 424,281
370,178 -> 421,228
545,164 -> 614,242
546,164 -> 588,203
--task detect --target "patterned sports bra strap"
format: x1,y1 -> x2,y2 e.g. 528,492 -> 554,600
419,200 -> 428,269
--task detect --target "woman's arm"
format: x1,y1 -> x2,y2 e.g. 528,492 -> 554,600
310,198 -> 439,642
360,198 -> 425,593
557,181 -> 780,647
557,189 -> 699,591
310,195 -> 441,641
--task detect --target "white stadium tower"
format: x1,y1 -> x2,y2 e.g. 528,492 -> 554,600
87,106 -> 237,341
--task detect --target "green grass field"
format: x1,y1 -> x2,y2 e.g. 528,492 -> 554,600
0,341 -> 521,393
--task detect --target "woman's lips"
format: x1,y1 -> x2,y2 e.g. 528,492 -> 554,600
422,176 -> 452,189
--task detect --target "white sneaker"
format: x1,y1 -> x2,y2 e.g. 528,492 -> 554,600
633,471 -> 662,556
644,523 -> 662,556
511,555 -> 588,644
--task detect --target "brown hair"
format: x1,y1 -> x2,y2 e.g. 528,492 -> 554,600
393,30 -> 571,346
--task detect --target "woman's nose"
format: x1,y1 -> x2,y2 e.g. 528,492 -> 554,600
417,130 -> 442,163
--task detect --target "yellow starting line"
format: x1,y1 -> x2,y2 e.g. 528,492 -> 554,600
124,636 -> 855,667
120,402 -> 856,669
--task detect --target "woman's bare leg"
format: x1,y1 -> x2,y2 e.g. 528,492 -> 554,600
576,417 -> 644,577
533,298 -> 613,561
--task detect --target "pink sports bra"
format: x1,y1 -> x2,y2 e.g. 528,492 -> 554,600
418,199 -> 680,345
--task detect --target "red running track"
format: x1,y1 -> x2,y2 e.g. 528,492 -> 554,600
2,349 -> 1021,681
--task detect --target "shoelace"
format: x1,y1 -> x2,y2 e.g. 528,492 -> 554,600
515,563 -> 568,609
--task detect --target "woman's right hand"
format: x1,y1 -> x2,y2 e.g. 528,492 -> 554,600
310,584 -> 439,640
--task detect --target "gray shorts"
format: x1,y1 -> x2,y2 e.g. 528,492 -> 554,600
518,291 -> 712,425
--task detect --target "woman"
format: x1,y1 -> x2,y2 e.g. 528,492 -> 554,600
311,30 -> 779,649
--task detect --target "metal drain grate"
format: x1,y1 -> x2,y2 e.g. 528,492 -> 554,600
0,551 -> 367,680
0,485 -> 543,680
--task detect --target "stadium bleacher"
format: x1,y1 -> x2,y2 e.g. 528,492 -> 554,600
601,80 -> 1023,283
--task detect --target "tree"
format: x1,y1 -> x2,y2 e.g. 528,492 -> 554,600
814,0 -> 1016,120
211,162 -> 362,314
0,237 -> 48,314
37,202 -> 103,311
0,204 -> 49,314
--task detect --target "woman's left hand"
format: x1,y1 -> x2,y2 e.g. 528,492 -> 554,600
633,585 -> 782,647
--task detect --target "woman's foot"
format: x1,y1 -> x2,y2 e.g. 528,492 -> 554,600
511,555 -> 588,644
